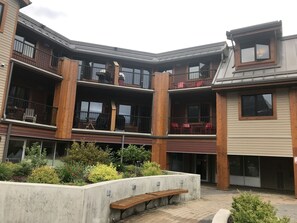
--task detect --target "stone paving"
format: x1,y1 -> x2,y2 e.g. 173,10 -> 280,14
120,184 -> 297,223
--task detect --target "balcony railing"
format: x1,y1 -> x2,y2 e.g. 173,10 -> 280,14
169,116 -> 216,134
74,111 -> 151,133
6,96 -> 57,126
169,69 -> 216,89
12,39 -> 59,74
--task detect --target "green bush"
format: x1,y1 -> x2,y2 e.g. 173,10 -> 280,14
0,162 -> 14,181
25,143 -> 47,168
122,165 -> 141,178
27,166 -> 60,184
56,162 -> 85,183
88,164 -> 122,183
16,161 -> 33,176
63,142 -> 111,166
141,161 -> 162,176
231,192 -> 290,223
117,144 -> 151,165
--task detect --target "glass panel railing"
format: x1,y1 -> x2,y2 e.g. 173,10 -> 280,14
6,96 -> 57,126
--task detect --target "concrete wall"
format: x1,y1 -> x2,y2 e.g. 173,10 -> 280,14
0,172 -> 200,223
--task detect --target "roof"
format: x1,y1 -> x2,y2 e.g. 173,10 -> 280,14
212,37 -> 297,89
18,0 -> 31,8
18,13 -> 227,64
226,21 -> 282,39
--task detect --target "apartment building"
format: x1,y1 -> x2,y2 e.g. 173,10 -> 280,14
0,2 -> 296,196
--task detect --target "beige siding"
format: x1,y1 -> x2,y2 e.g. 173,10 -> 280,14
227,88 -> 293,157
0,135 -> 6,160
0,0 -> 19,115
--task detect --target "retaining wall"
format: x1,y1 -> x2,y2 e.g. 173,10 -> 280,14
0,172 -> 200,223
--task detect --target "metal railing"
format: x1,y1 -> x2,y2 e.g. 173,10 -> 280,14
6,96 -> 57,126
78,64 -> 113,83
169,69 -> 216,89
74,111 -> 151,133
169,116 -> 216,134
12,39 -> 59,74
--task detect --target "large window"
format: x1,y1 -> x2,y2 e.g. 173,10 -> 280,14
14,35 -> 35,58
241,40 -> 270,63
188,62 -> 210,80
121,67 -> 150,88
80,101 -> 102,121
187,104 -> 210,123
229,156 -> 259,177
241,93 -> 273,117
119,104 -> 132,124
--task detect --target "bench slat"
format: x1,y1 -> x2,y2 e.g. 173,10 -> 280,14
110,194 -> 156,210
147,189 -> 188,198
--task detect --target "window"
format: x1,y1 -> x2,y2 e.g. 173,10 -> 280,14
241,40 -> 270,63
229,156 -> 259,177
119,104 -> 132,124
0,2 -> 6,33
78,61 -> 106,81
80,101 -> 102,121
121,67 -> 151,88
241,93 -> 273,118
14,35 -> 35,58
188,62 -> 210,80
187,104 -> 210,123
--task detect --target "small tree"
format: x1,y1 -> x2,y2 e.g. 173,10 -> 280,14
63,142 -> 111,166
117,144 -> 151,165
25,143 -> 47,168
231,192 -> 290,223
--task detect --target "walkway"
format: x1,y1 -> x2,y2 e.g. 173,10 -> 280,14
121,184 -> 297,223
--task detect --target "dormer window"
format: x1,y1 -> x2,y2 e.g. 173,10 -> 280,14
241,40 -> 270,63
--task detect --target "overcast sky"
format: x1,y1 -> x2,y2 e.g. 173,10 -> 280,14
21,0 -> 297,53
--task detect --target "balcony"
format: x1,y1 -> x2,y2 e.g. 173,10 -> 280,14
12,39 -> 59,74
169,69 -> 216,90
169,116 -> 216,135
74,111 -> 151,133
5,97 -> 57,126
78,64 -> 151,89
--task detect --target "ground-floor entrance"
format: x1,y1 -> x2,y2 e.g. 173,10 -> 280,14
168,153 -> 216,183
229,155 -> 294,191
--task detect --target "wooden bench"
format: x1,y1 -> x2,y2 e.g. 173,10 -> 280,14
110,189 -> 188,219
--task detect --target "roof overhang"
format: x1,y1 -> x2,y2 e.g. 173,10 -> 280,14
18,0 -> 31,8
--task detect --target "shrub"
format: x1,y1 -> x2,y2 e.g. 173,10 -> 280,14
27,166 -> 60,184
25,143 -> 47,168
56,162 -> 85,183
141,161 -> 162,176
117,144 -> 151,165
63,142 -> 111,166
0,162 -> 14,181
88,164 -> 122,183
122,165 -> 141,178
16,161 -> 33,176
231,192 -> 290,223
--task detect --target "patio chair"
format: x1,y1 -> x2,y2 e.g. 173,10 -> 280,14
181,123 -> 192,134
205,122 -> 213,134
23,108 -> 37,123
171,122 -> 181,134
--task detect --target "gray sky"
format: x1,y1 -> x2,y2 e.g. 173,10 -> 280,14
21,0 -> 297,53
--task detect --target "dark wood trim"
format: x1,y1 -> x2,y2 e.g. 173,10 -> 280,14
216,92 -> 229,190
0,0 -> 8,33
238,89 -> 277,121
289,88 -> 297,198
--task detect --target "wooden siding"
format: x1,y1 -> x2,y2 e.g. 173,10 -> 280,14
167,139 -> 216,154
0,0 -> 19,116
10,125 -> 56,139
227,88 -> 293,157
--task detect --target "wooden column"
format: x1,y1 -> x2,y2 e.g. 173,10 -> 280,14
216,92 -> 229,190
54,58 -> 78,139
113,61 -> 119,85
110,101 -> 116,131
289,88 -> 297,198
151,72 -> 169,169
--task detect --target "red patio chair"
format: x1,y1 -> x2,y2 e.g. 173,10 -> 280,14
195,80 -> 203,87
177,82 -> 185,88
181,123 -> 192,134
205,122 -> 213,134
171,122 -> 181,134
